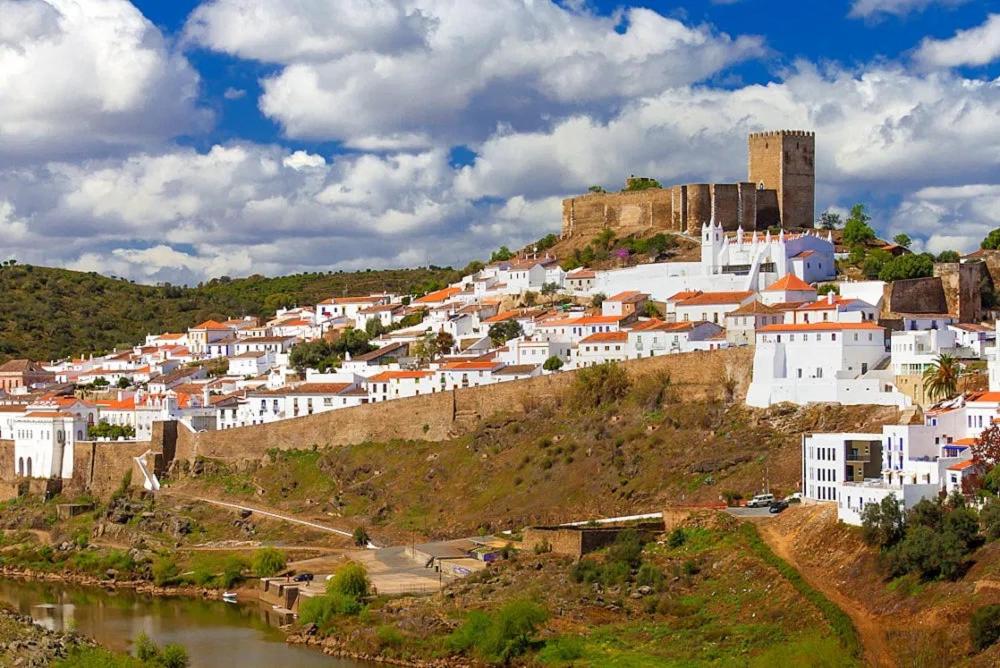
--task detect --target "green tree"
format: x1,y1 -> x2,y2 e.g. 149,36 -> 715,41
970,604 -> 1000,651
288,340 -> 338,374
252,548 -> 286,577
922,354 -> 960,403
842,204 -> 876,246
331,327 -> 375,358
327,561 -> 370,599
488,320 -> 523,347
862,249 -> 891,279
981,229 -> 1000,250
352,526 -> 370,547
587,185 -> 606,193
540,282 -> 559,303
434,331 -> 455,356
490,246 -> 513,262
937,250 -> 961,263
591,292 -> 606,308
861,494 -> 905,550
622,176 -> 662,192
573,363 -> 631,409
892,233 -> 912,248
536,234 -> 558,251
878,253 -> 934,282
817,283 -> 840,296
542,355 -> 564,372
818,211 -> 842,230
116,376 -> 131,389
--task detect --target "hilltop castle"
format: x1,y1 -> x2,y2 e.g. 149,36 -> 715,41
561,130 -> 816,238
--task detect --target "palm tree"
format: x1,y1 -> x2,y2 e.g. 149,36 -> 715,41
923,354 -> 961,403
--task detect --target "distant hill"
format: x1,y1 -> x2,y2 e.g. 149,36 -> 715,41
0,263 -> 461,362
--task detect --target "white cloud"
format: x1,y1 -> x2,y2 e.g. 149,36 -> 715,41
914,14 -> 1000,68
456,63 -> 1000,201
849,0 -> 969,19
223,86 -> 246,100
0,0 -> 209,163
887,184 -> 1000,254
186,1 -> 764,147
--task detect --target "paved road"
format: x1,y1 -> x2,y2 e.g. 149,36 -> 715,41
725,506 -> 778,518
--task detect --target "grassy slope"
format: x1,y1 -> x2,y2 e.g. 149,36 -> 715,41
0,263 -> 460,362
303,512 -> 859,667
764,504 -> 1000,666
173,374 -> 900,544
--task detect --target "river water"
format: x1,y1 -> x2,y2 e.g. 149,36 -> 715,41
0,578 -> 367,667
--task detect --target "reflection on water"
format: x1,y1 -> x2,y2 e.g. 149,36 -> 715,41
0,578 -> 364,668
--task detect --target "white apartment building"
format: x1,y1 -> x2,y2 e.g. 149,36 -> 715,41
747,321 -> 910,408
12,411 -> 83,479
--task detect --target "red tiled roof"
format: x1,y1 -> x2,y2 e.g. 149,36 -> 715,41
580,331 -> 628,343
764,274 -> 814,292
607,290 -> 647,303
192,320 -> 229,330
415,287 -> 461,304
666,290 -> 702,302
368,370 -> 432,382
439,360 -> 502,371
566,269 -> 596,279
758,322 -> 883,333
676,291 -> 753,307
947,460 -> 976,471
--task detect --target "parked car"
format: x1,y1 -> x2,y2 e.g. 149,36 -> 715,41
769,500 -> 789,514
747,493 -> 775,508
292,573 -> 314,582
784,492 -> 802,503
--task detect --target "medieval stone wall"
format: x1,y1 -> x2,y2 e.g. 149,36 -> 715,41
884,277 -> 949,317
748,130 -> 815,228
934,262 -> 984,323
177,348 -> 753,463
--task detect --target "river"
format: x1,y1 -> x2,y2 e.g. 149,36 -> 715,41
0,578 -> 367,667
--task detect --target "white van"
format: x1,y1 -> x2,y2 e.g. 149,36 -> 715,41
747,493 -> 775,508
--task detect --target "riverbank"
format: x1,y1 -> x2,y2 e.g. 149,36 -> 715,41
287,633 -> 468,668
0,604 -> 97,666
0,565 -> 256,602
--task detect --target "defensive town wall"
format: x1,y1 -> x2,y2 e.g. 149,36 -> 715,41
561,130 -> 812,240
882,262 -> 985,324
175,347 -> 754,464
0,349 -> 752,499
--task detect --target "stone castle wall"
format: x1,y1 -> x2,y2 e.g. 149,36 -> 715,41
177,347 -> 753,464
561,130 -> 814,239
935,262 -> 984,324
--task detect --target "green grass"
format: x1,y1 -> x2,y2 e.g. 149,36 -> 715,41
739,523 -> 862,661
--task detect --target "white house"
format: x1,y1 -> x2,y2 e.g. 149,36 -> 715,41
497,338 -> 572,367
759,274 -> 816,306
12,411 -> 83,479
366,370 -> 436,402
724,301 -> 784,346
747,321 -> 910,408
574,332 -> 629,367
228,351 -> 275,377
627,319 -> 724,357
788,295 -> 879,325
316,295 -> 390,323
948,323 -> 994,358
890,328 -> 960,376
672,291 -> 754,326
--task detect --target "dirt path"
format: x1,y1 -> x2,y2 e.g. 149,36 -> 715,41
756,519 -> 897,668
158,489 -> 358,541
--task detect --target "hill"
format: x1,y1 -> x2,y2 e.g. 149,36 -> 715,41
0,263 -> 461,362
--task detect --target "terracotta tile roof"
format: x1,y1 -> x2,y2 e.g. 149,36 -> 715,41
967,391 -> 1000,403
192,320 -> 230,330
367,370 -> 433,382
276,319 -> 311,327
951,437 -> 979,446
0,359 -> 49,374
676,291 -> 754,307
727,300 -> 780,316
792,250 -> 816,258
415,287 -> 461,304
483,309 -> 521,324
566,269 -> 596,279
951,323 -> 993,333
286,383 -> 354,395
23,411 -> 75,419
319,295 -> 385,305
764,274 -> 814,292
95,398 -> 137,411
947,460 -> 976,471
758,322 -> 883,333
666,290 -> 702,302
439,360 -> 502,371
495,364 -> 539,375
607,290 -> 647,303
0,405 -> 27,413
353,342 -> 407,362
580,331 -> 628,344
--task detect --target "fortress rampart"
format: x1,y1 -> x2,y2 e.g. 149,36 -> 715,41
562,130 -> 815,240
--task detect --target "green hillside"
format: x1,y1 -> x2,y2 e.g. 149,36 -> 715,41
0,263 -> 461,362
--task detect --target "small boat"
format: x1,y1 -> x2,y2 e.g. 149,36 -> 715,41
222,592 -> 238,603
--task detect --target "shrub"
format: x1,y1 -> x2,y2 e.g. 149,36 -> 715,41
151,556 -> 179,586
970,604 -> 1000,651
570,559 -> 602,584
252,548 -> 286,577
533,539 -> 552,555
636,563 -> 665,591
542,355 -> 564,372
448,601 -> 548,663
667,527 -> 686,548
327,561 -> 369,599
573,363 -> 630,409
981,498 -> 1000,541
352,526 -> 370,547
376,624 -> 405,649
538,636 -> 584,663
861,495 -> 905,550
607,529 -> 643,568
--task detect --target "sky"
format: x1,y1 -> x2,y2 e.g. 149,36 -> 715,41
0,0 -> 998,285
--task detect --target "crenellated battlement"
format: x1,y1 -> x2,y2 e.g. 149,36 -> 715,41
748,130 -> 815,138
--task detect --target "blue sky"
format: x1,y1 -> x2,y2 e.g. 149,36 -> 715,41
1,0 -> 998,284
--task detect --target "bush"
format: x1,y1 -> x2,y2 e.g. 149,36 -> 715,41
636,563 -> 665,591
570,559 -> 602,584
981,498 -> 1000,541
572,362 -> 630,409
538,636 -> 584,663
448,601 -> 548,663
861,495 -> 905,550
970,604 -> 1000,651
133,632 -> 189,667
352,526 -> 370,547
607,529 -> 643,568
667,527 -> 686,548
542,355 -> 563,372
376,624 -> 405,649
327,561 -> 369,599
252,548 -> 286,577
151,556 -> 179,586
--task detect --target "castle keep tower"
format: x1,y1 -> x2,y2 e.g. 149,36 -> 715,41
747,130 -> 815,229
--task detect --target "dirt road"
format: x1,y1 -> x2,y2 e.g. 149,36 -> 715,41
756,518 -> 897,668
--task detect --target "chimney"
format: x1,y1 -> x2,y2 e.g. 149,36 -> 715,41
827,292 -> 834,305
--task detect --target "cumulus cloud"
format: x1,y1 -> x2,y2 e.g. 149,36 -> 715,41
456,63 -> 1000,201
914,14 -> 1000,68
185,0 -> 764,147
0,0 -> 209,163
849,0 -> 969,19
887,184 -> 1000,254
0,143 -> 555,284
